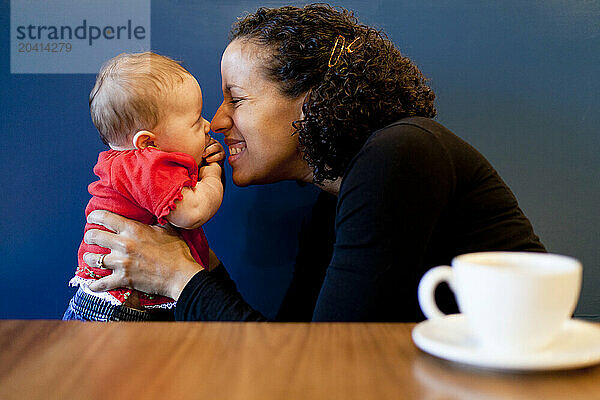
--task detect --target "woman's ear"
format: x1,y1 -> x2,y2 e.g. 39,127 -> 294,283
132,130 -> 157,149
299,90 -> 311,119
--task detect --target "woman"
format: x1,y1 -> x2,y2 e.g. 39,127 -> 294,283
83,4 -> 545,321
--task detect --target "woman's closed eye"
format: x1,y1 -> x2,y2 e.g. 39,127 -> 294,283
230,98 -> 245,106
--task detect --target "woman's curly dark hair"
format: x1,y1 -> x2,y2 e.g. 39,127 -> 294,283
231,3 -> 436,183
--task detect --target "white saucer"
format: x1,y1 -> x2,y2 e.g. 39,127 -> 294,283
412,314 -> 600,371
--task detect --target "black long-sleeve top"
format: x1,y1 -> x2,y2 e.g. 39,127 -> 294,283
175,117 -> 546,322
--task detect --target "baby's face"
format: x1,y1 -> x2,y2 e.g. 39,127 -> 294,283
153,75 -> 210,164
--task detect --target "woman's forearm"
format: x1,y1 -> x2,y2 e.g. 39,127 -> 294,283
175,263 -> 268,321
168,257 -> 206,300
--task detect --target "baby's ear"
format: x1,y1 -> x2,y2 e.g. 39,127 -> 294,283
132,130 -> 157,149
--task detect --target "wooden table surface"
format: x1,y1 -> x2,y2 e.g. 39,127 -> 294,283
1,320 -> 599,400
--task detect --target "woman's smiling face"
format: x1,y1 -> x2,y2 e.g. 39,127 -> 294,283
210,39 -> 311,187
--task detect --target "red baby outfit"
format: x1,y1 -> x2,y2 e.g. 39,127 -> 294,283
71,148 -> 209,309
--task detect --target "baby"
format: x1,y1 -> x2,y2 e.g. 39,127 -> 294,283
63,52 -> 224,321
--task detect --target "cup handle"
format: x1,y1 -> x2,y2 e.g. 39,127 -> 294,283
418,266 -> 454,320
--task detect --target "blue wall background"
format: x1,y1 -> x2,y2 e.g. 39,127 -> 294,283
1,0 -> 598,320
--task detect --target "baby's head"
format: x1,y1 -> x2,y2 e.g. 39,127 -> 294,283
90,52 -> 210,164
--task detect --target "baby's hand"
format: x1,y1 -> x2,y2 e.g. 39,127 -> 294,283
203,137 -> 226,164
199,161 -> 222,180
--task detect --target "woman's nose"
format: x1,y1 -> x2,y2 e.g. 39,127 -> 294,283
211,101 -> 233,135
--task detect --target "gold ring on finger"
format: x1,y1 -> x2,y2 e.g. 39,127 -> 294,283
96,253 -> 107,268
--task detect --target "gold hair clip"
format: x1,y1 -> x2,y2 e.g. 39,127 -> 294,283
346,37 -> 362,53
328,35 -> 362,68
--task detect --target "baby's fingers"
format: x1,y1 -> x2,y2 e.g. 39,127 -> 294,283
205,152 -> 225,163
204,144 -> 226,162
203,142 -> 220,154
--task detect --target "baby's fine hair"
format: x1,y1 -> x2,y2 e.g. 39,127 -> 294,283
89,52 -> 190,146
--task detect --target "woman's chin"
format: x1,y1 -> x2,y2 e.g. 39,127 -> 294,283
231,170 -> 257,187
231,169 -> 283,187
232,175 -> 251,187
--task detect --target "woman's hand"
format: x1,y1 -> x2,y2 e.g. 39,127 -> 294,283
83,210 -> 204,300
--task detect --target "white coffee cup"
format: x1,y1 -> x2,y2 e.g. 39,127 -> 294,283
418,252 -> 582,354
